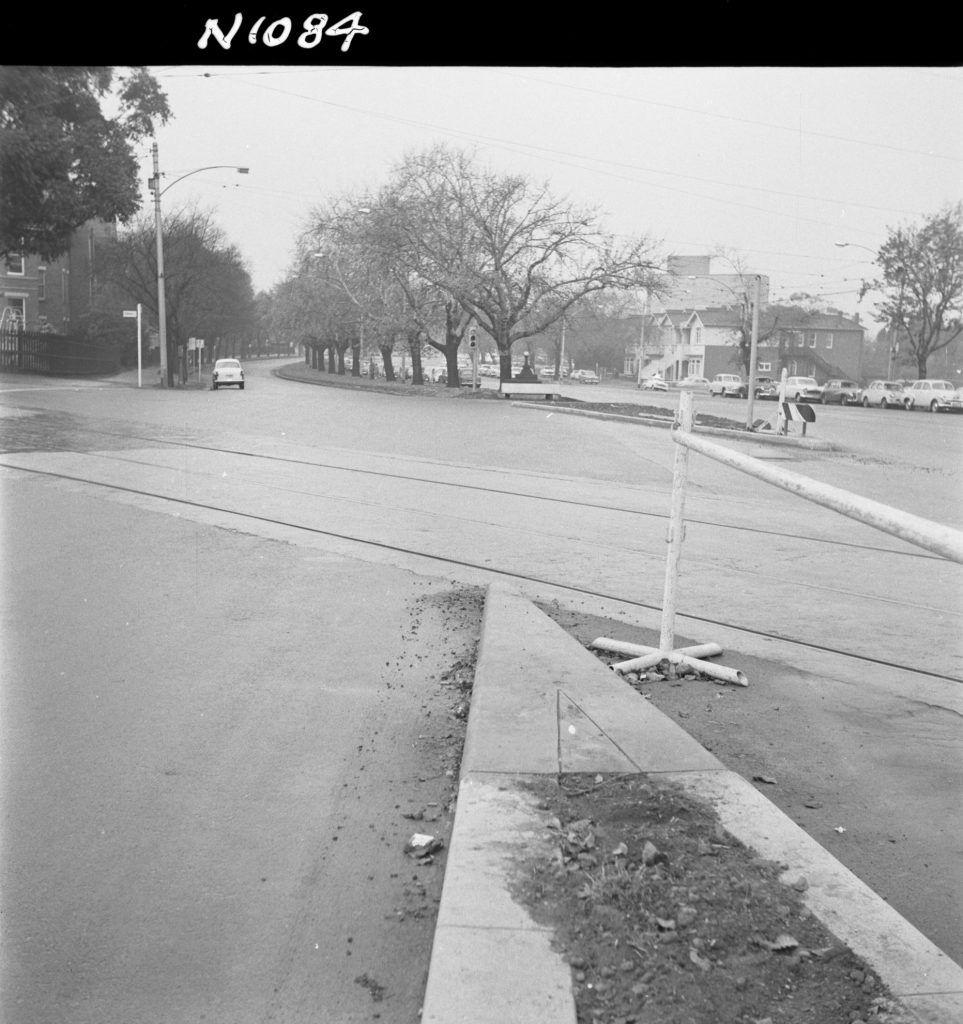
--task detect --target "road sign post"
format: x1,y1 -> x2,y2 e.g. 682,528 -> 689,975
123,308 -> 142,387
469,327 -> 478,391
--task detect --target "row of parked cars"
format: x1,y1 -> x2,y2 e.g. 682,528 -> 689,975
689,373 -> 963,412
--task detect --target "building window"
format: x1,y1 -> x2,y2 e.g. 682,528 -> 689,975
757,362 -> 771,372
38,267 -> 46,301
807,331 -> 817,348
795,332 -> 804,347
825,333 -> 834,349
3,296 -> 26,328
5,253 -> 25,275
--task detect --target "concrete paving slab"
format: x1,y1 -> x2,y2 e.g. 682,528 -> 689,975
421,925 -> 576,1024
557,677 -> 723,773
557,694 -> 644,773
434,774 -> 561,932
464,584 -> 722,776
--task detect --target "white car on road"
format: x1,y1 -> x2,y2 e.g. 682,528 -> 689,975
641,376 -> 668,391
212,358 -> 245,390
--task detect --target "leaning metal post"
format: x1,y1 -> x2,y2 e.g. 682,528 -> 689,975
660,391 -> 693,655
593,390 -> 750,687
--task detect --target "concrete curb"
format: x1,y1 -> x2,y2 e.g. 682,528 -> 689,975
420,584 -> 962,1023
274,363 -> 840,451
508,400 -> 840,450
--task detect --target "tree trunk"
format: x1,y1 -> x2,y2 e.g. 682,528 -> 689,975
380,345 -> 396,381
498,347 -> 513,382
445,346 -> 460,387
409,332 -> 424,384
352,338 -> 361,376
327,346 -> 336,373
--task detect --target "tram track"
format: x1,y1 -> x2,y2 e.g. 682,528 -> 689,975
2,454 -> 959,685
1,419 -> 941,562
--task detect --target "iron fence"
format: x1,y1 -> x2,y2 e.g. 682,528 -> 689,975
0,326 -> 121,376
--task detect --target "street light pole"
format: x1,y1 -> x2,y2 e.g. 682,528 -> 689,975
150,142 -> 169,387
148,144 -> 249,388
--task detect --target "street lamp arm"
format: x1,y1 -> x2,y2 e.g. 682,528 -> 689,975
160,165 -> 249,197
834,241 -> 877,256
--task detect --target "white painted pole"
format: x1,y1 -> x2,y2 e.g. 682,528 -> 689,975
659,391 -> 694,654
674,429 -> 963,564
776,367 -> 789,434
136,303 -> 142,388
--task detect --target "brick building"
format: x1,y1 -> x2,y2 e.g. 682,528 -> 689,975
634,305 -> 865,383
1,221 -> 117,334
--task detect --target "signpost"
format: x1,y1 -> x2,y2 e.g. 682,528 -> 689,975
469,327 -> 478,391
123,306 -> 142,387
188,337 -> 205,380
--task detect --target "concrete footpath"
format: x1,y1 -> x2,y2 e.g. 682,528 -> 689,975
421,584 -> 963,1024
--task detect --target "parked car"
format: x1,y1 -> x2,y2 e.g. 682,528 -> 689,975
570,369 -> 600,384
785,376 -> 822,402
641,376 -> 668,391
859,380 -> 908,409
905,379 -> 957,413
709,373 -> 746,398
211,358 -> 244,390
679,376 -> 711,389
820,379 -> 862,405
751,376 -> 777,399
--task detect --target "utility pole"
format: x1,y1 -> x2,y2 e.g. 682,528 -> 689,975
636,293 -> 649,388
150,142 -> 169,388
559,319 -> 566,379
745,275 -> 761,429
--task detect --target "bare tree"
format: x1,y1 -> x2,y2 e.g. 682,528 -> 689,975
376,145 -> 665,381
98,205 -> 255,384
301,199 -> 414,381
862,204 -> 963,378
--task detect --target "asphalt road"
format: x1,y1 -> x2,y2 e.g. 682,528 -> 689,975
1,358 -> 960,1017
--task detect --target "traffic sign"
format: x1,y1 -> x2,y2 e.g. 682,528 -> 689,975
122,310 -> 138,318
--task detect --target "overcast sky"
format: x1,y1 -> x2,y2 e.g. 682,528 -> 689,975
139,66 -> 963,331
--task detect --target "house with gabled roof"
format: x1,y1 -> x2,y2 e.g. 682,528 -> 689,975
633,304 -> 865,384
